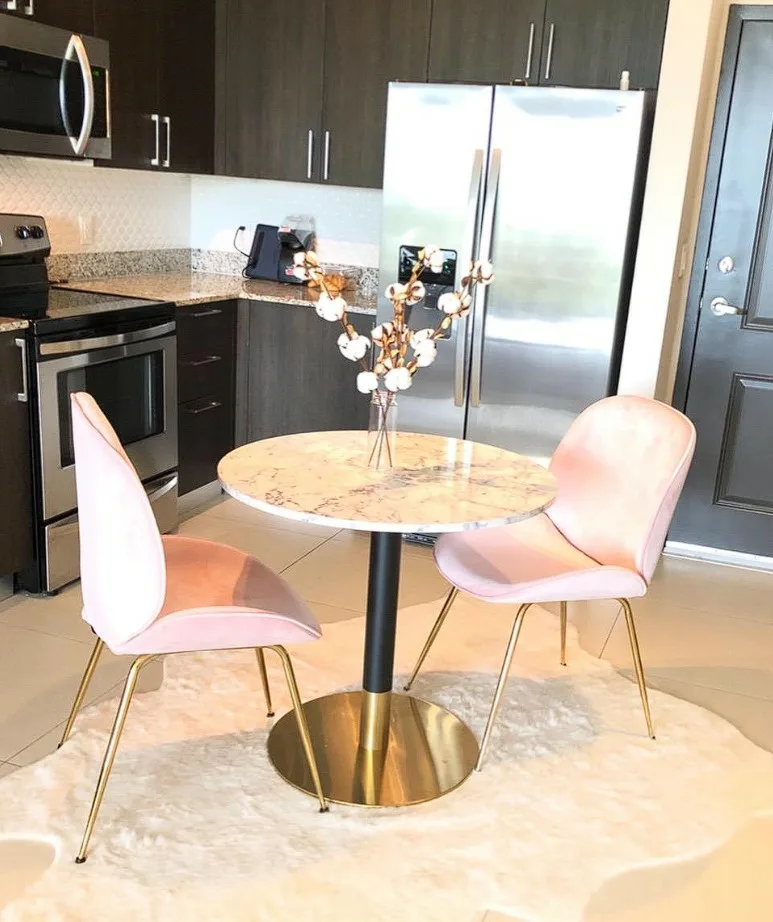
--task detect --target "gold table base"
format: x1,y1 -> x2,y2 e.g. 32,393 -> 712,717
267,690 -> 480,807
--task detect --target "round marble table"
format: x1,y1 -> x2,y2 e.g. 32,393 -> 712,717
218,430 -> 556,808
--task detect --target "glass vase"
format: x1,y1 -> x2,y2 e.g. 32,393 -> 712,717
367,391 -> 397,470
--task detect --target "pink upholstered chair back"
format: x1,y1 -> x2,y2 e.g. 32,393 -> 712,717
547,395 -> 696,584
71,393 -> 167,647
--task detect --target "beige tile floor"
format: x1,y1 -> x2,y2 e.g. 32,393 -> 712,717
1,494 -> 772,920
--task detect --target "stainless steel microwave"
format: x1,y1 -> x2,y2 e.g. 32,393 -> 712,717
0,15 -> 110,159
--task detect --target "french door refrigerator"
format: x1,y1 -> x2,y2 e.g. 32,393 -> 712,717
377,83 -> 653,465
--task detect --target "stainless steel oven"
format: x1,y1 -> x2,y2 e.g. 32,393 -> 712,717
0,16 -> 110,159
36,322 -> 177,521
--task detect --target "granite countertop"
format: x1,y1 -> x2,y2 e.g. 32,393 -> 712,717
59,272 -> 378,315
0,318 -> 29,334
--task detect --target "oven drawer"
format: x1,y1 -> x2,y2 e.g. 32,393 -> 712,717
178,393 -> 235,496
176,301 -> 236,361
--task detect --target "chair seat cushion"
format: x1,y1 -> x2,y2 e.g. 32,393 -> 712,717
435,514 -> 648,604
112,536 -> 321,655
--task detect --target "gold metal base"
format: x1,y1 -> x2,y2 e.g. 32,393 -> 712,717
267,690 -> 480,807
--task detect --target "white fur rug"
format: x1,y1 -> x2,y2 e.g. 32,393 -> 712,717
2,597 -> 773,922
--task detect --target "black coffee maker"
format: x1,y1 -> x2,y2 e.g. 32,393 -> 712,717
243,218 -> 315,285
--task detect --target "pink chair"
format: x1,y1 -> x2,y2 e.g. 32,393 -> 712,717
404,396 -> 696,769
61,393 -> 328,864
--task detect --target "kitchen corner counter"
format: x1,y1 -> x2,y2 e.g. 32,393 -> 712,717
58,272 -> 378,316
0,318 -> 29,334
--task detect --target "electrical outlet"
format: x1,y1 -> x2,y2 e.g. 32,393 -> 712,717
78,214 -> 95,245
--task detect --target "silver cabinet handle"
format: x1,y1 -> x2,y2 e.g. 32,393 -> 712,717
14,337 -> 28,403
455,148 -> 484,408
151,113 -> 160,167
60,35 -> 95,157
524,22 -> 535,81
545,23 -> 555,81
182,354 -> 222,367
162,115 -> 171,168
306,129 -> 314,180
190,307 -> 223,318
470,148 -> 501,409
185,399 -> 222,416
323,130 -> 331,181
710,297 -> 746,317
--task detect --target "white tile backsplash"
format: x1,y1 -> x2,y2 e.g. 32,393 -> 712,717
190,174 -> 381,267
0,155 -> 190,253
0,155 -> 381,267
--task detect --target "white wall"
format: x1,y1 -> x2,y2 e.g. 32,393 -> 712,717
189,174 -> 382,267
0,155 -> 190,252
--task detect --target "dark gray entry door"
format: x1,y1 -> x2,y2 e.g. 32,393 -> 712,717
672,12 -> 773,557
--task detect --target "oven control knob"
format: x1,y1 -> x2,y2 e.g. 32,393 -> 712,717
15,225 -> 31,240
29,225 -> 45,240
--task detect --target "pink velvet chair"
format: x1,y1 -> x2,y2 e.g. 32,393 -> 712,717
61,393 -> 328,864
404,396 -> 696,770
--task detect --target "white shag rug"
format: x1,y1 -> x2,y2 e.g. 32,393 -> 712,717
2,597 -> 773,922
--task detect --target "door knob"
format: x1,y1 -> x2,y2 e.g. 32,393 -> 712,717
710,297 -> 746,317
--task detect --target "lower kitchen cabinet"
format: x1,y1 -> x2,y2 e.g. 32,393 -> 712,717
176,301 -> 237,496
0,331 -> 34,577
240,301 -> 373,443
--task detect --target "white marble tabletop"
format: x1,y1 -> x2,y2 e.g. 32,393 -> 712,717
218,431 -> 557,534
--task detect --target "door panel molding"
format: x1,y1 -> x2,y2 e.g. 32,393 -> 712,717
673,4 -> 773,409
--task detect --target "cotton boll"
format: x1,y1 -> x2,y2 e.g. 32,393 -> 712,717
356,371 -> 379,393
338,333 -> 370,361
411,327 -> 435,344
384,367 -> 412,392
438,292 -> 463,315
413,340 -> 437,367
315,294 -> 347,322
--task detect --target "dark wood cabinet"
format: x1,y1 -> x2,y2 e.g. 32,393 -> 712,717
6,0 -> 95,32
242,302 -> 372,442
219,0 -> 324,183
159,0 -> 216,175
428,0 -> 545,85
94,0 -> 160,170
541,0 -> 669,90
176,301 -> 237,496
94,0 -> 214,173
0,332 -> 34,577
321,0 -> 431,189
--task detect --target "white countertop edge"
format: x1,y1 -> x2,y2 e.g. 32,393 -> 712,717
219,479 -> 553,535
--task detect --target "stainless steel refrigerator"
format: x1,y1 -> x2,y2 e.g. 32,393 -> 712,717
378,83 -> 653,465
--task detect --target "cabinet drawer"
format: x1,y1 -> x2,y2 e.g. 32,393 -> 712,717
178,351 -> 232,404
178,393 -> 235,496
177,302 -> 236,359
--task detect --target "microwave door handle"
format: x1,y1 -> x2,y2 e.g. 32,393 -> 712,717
455,148 -> 485,408
60,35 -> 95,156
469,147 -> 501,409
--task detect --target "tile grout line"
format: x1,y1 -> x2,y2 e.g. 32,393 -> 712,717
278,530 -> 343,574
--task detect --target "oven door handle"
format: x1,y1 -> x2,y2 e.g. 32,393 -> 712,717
39,321 -> 176,356
59,34 -> 95,157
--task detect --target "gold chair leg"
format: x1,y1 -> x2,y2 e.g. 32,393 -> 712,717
255,648 -> 274,717
618,598 -> 655,740
75,654 -> 153,864
403,587 -> 459,691
59,638 -> 105,748
476,603 -> 532,772
269,645 -> 328,812
559,601 -> 567,667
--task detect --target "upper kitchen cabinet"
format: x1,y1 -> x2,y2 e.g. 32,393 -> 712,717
0,0 -> 93,33
93,0 -> 159,170
321,0 -> 431,188
428,0 -> 545,85
218,0 -> 325,183
540,0 -> 669,90
159,0 -> 216,175
93,0 -> 215,173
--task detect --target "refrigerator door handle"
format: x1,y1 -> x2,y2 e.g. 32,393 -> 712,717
455,148 -> 485,408
470,147 -> 502,409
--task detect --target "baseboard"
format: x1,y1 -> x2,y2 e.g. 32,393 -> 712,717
664,540 -> 773,573
178,481 -> 225,522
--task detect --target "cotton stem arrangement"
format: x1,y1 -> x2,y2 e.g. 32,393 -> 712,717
293,247 -> 495,397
